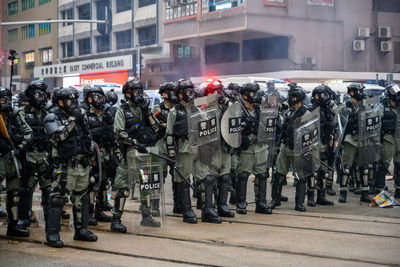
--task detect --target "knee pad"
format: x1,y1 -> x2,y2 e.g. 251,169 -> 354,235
50,197 -> 66,208
8,190 -> 19,205
256,172 -> 268,182
343,165 -> 351,175
219,174 -> 230,184
116,188 -> 130,198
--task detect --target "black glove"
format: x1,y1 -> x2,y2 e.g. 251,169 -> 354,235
73,108 -> 84,121
109,154 -> 121,169
137,95 -> 150,111
135,142 -> 148,153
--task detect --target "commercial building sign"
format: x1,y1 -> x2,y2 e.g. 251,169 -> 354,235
33,55 -> 132,78
307,0 -> 334,7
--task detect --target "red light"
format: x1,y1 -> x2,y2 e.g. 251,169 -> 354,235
205,78 -> 214,83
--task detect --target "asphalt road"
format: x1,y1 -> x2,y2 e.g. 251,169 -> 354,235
1,176 -> 400,267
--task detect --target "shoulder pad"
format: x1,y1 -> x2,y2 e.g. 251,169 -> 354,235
43,113 -> 59,135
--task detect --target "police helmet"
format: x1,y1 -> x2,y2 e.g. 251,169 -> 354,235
385,83 -> 400,103
0,87 -> 12,112
86,87 -> 105,109
312,84 -> 332,106
25,80 -> 48,109
106,89 -> 118,106
288,83 -> 306,107
159,82 -> 178,104
176,79 -> 195,103
347,83 -> 365,101
56,87 -> 80,114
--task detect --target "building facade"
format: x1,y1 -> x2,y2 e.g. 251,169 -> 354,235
158,0 -> 400,82
46,0 -> 168,89
2,0 -> 57,91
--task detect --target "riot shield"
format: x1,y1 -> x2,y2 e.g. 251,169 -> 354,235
221,101 -> 242,149
358,96 -> 382,167
257,95 -> 279,167
126,147 -> 166,227
188,93 -> 220,148
293,108 -> 321,178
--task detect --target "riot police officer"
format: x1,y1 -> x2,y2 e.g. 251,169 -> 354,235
337,83 -> 375,203
111,80 -> 160,233
236,83 -> 272,215
376,84 -> 400,198
271,84 -> 309,212
166,79 -> 198,224
18,91 -> 30,107
85,87 -> 117,224
310,84 -> 335,206
44,87 -> 97,247
19,80 -> 53,228
0,87 -> 32,237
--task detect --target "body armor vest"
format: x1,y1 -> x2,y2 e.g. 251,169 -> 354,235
55,109 -> 92,159
318,105 -> 335,146
173,103 -> 188,140
87,109 -> 115,148
121,103 -> 157,145
344,101 -> 359,135
282,105 -> 308,150
0,112 -> 24,153
24,105 -> 49,152
381,99 -> 397,135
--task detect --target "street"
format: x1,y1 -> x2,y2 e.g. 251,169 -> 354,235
1,176 -> 400,267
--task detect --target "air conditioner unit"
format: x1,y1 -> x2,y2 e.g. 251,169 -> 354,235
381,41 -> 392,52
352,40 -> 365,51
378,26 -> 391,39
301,56 -> 316,65
357,27 -> 370,38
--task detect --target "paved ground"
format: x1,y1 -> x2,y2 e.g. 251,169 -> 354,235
1,176 -> 400,267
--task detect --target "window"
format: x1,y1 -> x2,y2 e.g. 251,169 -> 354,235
61,41 -> 73,58
8,1 -> 18,16
22,0 -> 35,11
25,51 -> 35,68
78,4 -> 90,19
42,48 -> 52,65
78,38 -> 91,55
39,0 -> 51,4
264,0 -> 287,6
21,24 -> 35,39
8,29 -> 18,42
39,23 -> 51,35
61,8 -> 73,26
139,0 -> 156,8
205,42 -> 239,65
165,0 -> 197,20
176,45 -> 196,58
373,0 -> 400,13
243,36 -> 289,61
116,30 -> 132,50
138,25 -> 156,46
96,35 -> 110,52
395,42 -> 400,65
117,0 -> 131,13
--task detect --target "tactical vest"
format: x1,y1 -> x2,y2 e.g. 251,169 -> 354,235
319,106 -> 335,146
241,106 -> 260,136
24,105 -> 49,152
55,109 -> 92,159
0,112 -> 24,153
344,101 -> 358,135
282,105 -> 308,150
381,99 -> 397,135
87,110 -> 115,148
173,103 -> 188,140
121,103 -> 157,145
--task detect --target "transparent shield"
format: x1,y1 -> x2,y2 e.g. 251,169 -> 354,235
358,97 -> 382,166
127,147 -> 166,227
221,101 -> 242,148
188,93 -> 220,148
293,108 -> 321,178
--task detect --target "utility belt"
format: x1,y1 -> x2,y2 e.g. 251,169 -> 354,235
54,156 -> 90,168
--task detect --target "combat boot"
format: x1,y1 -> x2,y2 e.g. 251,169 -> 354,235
269,173 -> 282,209
255,173 -> 272,214
229,171 -> 237,204
110,191 -> 127,233
103,201 -> 113,212
45,197 -> 64,247
338,190 -> 347,203
307,190 -> 316,207
217,175 -> 234,218
151,199 -> 160,217
41,186 -> 51,222
360,190 -> 371,203
202,176 -> 222,223
140,215 -> 161,227
18,187 -> 31,228
326,185 -> 336,196
178,182 -> 197,224
172,182 -> 182,213
95,207 -> 112,222
61,209 -> 70,219
95,191 -> 112,222
316,189 -> 334,205
394,189 -> 400,198
348,178 -> 355,192
295,179 -> 306,212
73,194 -> 98,242
6,191 -> 29,237
88,201 -> 98,226
236,173 -> 248,214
